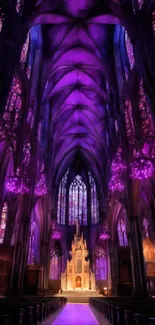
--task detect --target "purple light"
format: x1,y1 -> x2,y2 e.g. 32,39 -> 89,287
109,176 -> 124,192
95,245 -> 105,258
109,148 -> 126,193
130,158 -> 154,179
99,231 -> 110,240
51,230 -> 62,240
6,175 -> 29,194
35,174 -> 48,197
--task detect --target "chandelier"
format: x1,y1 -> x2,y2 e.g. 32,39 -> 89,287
130,158 -> 154,180
51,230 -> 62,240
6,175 -> 29,194
99,228 -> 110,240
35,173 -> 48,197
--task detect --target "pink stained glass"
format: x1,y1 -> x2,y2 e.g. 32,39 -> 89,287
125,31 -> 135,69
96,257 -> 107,280
16,0 -> 24,15
0,7 -> 4,33
23,142 -> 31,167
57,169 -> 69,225
88,172 -> 99,225
125,98 -> 136,145
0,76 -> 22,135
0,202 -> 8,244
28,221 -> 36,265
137,0 -> 144,9
49,254 -> 60,280
139,80 -> 155,137
20,33 -> 30,71
152,8 -> 155,34
143,218 -> 150,238
117,218 -> 128,247
68,175 -> 87,226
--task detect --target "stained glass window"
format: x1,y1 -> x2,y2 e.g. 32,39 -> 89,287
20,33 -> 30,73
0,7 -> 4,33
125,31 -> 135,69
139,80 -> 155,137
0,202 -> 8,244
143,218 -> 150,238
16,0 -> 24,15
88,172 -> 99,225
96,257 -> 107,280
152,8 -> 155,34
49,248 -> 61,280
117,218 -> 128,246
57,169 -> 69,224
28,222 -> 36,264
1,76 -> 22,135
69,175 -> 87,225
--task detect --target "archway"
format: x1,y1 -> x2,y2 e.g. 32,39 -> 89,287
76,276 -> 81,288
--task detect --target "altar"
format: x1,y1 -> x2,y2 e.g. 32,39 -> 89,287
61,220 -> 95,290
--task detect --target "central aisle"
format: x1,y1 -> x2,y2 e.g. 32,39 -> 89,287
52,303 -> 99,325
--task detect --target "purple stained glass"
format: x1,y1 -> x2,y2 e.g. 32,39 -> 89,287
96,257 -> 107,280
117,218 -> 128,247
0,76 -> 22,136
88,172 -> 99,225
125,31 -> 135,69
68,175 -> 87,225
143,218 -> 150,238
49,254 -> 60,280
20,33 -> 30,71
0,202 -> 8,244
57,169 -> 69,225
0,7 -> 4,33
28,221 -> 36,264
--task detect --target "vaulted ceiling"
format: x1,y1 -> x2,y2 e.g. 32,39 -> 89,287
30,0 -> 120,194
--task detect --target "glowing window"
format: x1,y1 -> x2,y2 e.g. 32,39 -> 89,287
0,7 -> 4,33
88,172 -> 99,225
16,0 -> 24,15
69,175 -> 87,225
2,76 -> 22,132
28,222 -> 36,264
20,33 -> 30,72
49,249 -> 61,280
125,31 -> 135,69
117,218 -> 128,246
143,218 -> 150,238
152,8 -> 155,34
96,257 -> 107,280
0,203 -> 8,244
57,169 -> 69,225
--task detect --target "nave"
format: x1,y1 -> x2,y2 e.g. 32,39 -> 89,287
43,303 -> 108,325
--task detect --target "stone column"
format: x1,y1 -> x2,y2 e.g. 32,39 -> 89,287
129,216 -> 148,296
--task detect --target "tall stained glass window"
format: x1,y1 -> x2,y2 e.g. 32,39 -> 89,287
69,175 -> 87,225
0,202 -> 8,244
88,172 -> 99,225
57,169 -> 69,224
28,221 -> 36,264
49,248 -> 61,280
117,218 -> 128,246
143,218 -> 150,238
125,31 -> 135,70
96,257 -> 107,280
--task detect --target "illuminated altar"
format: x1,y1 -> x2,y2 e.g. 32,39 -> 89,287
61,220 -> 95,290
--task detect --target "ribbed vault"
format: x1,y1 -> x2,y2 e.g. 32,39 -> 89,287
35,0 -> 118,193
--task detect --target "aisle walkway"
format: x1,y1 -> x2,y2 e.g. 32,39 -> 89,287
49,303 -> 108,325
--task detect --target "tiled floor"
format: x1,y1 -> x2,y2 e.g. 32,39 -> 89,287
42,303 -> 109,325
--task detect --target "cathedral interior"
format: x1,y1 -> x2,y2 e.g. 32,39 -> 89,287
0,0 -> 155,324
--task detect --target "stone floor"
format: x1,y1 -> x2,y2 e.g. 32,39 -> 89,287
42,303 -> 109,325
